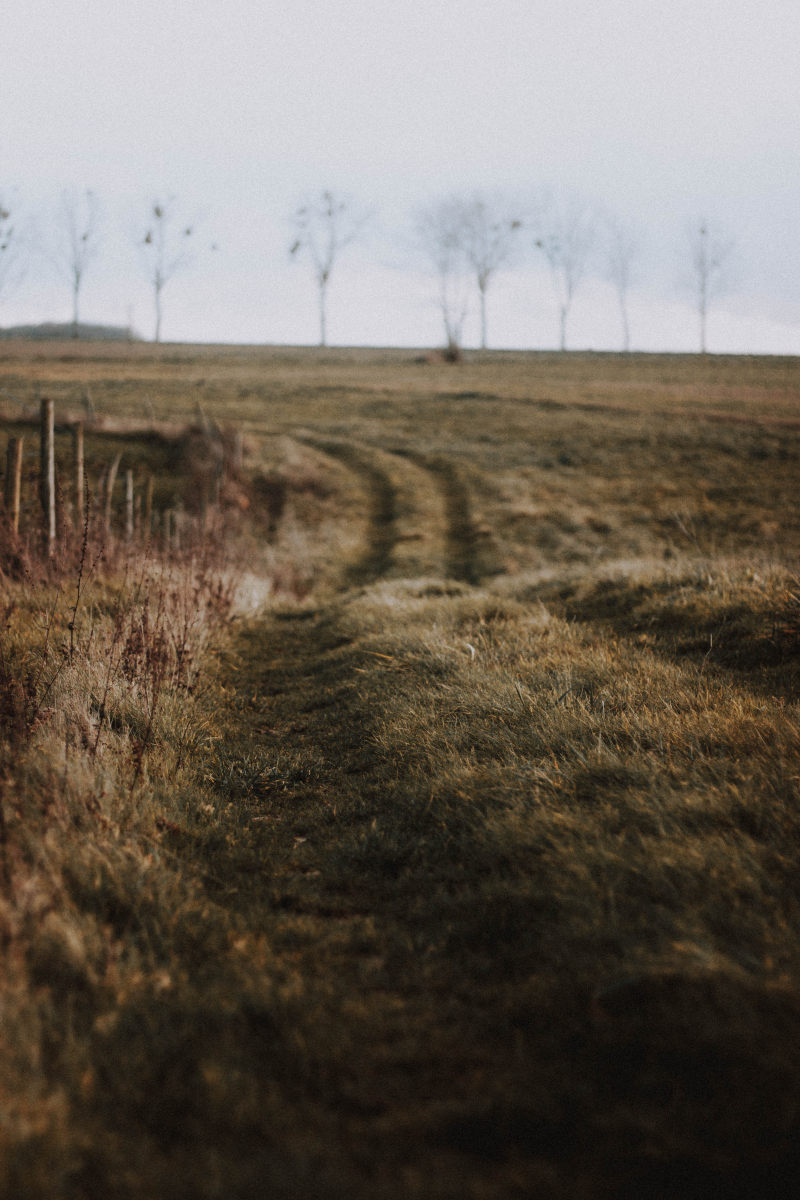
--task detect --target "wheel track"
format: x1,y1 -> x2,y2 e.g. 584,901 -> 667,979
398,449 -> 506,586
296,436 -> 503,590
300,438 -> 400,586
411,453 -> 483,585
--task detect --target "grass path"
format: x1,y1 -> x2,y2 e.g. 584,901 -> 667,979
133,558 -> 798,1198
182,599 -> 590,1200
173,421 -> 800,1197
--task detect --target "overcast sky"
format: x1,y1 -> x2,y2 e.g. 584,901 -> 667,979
2,0 -> 799,352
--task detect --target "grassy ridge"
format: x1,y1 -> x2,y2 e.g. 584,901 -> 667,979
1,344 -> 799,1197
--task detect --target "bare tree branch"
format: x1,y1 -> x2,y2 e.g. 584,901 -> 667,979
414,193 -> 522,354
414,197 -> 472,359
141,198 -> 194,343
459,194 -> 523,350
536,198 -> 597,351
686,219 -> 734,353
55,189 -> 101,339
289,191 -> 371,347
0,196 -> 24,306
603,214 -> 640,352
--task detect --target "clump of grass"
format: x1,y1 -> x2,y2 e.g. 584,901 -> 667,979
0,508 -> 248,1194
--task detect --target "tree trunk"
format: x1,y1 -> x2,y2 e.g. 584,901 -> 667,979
559,305 -> 568,352
619,297 -> 630,353
698,270 -> 708,353
318,280 -> 327,347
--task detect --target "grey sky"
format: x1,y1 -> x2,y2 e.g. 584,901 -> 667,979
3,0 -> 799,350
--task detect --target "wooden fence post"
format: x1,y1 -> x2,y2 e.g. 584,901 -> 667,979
103,452 -> 122,538
5,436 -> 23,535
40,398 -> 56,557
125,470 -> 134,542
73,422 -> 84,529
144,475 -> 154,542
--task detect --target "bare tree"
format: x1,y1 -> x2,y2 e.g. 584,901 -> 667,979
414,197 -> 472,359
604,215 -> 639,353
289,191 -> 370,347
0,197 -> 23,304
686,219 -> 734,353
459,194 -> 522,350
56,189 -> 101,339
141,199 -> 193,343
535,198 -> 596,351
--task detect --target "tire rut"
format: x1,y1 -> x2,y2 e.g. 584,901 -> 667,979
403,452 -> 487,586
301,438 -> 399,586
299,438 -> 500,589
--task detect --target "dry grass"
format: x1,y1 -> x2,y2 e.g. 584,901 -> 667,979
1,341 -> 799,1198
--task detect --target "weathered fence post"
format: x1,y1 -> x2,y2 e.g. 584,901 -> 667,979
125,469 -> 134,543
73,421 -> 84,529
103,452 -> 122,538
4,436 -> 23,534
40,398 -> 56,557
144,475 -> 154,542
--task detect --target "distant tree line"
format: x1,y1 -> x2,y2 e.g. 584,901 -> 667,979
288,189 -> 735,356
0,186 -> 734,353
0,191 -> 207,345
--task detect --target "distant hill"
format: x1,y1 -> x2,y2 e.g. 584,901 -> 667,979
0,322 -> 142,341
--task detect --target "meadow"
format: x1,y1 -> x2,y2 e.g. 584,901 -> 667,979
1,341 -> 799,1198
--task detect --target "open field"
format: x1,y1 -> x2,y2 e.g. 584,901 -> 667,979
1,343 -> 800,1198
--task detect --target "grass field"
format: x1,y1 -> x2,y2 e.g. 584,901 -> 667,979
1,342 -> 799,1198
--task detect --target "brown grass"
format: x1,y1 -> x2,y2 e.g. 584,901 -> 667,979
1,341 -> 799,1198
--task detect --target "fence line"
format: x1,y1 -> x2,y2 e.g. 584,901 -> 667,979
2,399 -> 242,561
